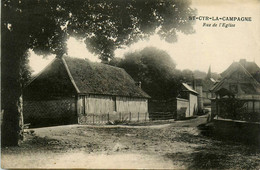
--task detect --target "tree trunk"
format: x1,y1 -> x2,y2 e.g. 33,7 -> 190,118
1,94 -> 23,146
1,56 -> 24,146
1,32 -> 25,147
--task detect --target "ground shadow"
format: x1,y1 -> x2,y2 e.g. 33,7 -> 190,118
164,122 -> 260,169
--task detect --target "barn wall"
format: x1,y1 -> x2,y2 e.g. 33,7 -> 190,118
116,96 -> 148,113
24,97 -> 77,127
189,94 -> 198,117
77,95 -> 148,124
79,95 -> 115,114
116,96 -> 148,121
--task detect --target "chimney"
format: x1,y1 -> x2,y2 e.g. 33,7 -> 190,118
193,78 -> 196,90
239,59 -> 246,68
135,81 -> 141,88
206,65 -> 212,79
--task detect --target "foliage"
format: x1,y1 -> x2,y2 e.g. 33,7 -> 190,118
193,70 -> 221,80
2,0 -> 196,59
109,47 -> 185,100
181,69 -> 194,82
193,70 -> 207,79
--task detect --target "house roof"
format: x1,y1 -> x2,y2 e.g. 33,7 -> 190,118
221,59 -> 260,77
194,78 -> 215,92
210,62 -> 260,95
202,78 -> 215,91
182,83 -> 199,95
62,56 -> 150,98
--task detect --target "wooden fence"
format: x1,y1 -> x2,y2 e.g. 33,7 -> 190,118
78,112 -> 149,125
149,112 -> 175,120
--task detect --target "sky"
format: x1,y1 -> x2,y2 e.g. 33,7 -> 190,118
29,0 -> 260,74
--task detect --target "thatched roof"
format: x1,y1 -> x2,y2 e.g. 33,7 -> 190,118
63,56 -> 150,98
26,56 -> 150,98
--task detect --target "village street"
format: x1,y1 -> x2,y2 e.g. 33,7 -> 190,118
2,115 -> 260,169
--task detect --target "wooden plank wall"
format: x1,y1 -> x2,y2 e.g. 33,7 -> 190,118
85,95 -> 115,114
77,94 -> 148,124
116,96 -> 148,114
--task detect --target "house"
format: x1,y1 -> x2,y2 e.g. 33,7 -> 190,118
210,59 -> 260,122
149,83 -> 198,120
23,56 -> 150,127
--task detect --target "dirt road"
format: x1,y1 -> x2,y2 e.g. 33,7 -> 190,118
2,115 -> 260,169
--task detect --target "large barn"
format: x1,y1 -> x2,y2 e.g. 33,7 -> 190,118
23,56 -> 150,127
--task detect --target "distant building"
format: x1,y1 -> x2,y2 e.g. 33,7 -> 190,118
192,79 -> 203,111
188,66 -> 217,111
179,83 -> 199,117
23,56 -> 150,127
210,59 -> 260,122
201,66 -> 217,106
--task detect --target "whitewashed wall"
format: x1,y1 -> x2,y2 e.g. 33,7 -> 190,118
189,94 -> 198,117
176,98 -> 189,119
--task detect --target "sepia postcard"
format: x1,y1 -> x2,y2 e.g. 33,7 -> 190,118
1,0 -> 260,169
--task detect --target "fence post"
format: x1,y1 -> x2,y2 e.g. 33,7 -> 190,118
93,114 -> 94,125
99,112 -> 101,124
145,112 -> 147,122
119,112 -> 121,121
129,112 -> 131,122
138,112 -> 139,122
107,112 -> 109,123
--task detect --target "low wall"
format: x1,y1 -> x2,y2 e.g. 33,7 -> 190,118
213,119 -> 260,145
